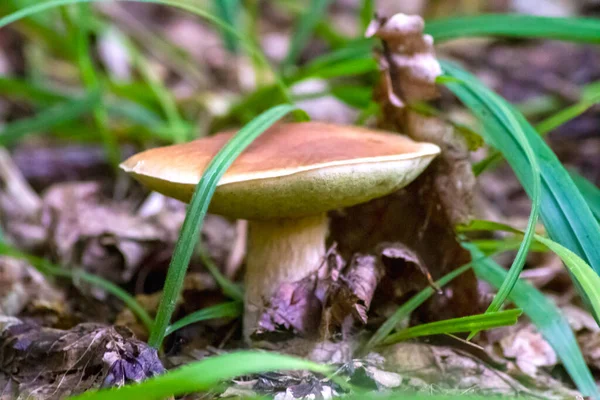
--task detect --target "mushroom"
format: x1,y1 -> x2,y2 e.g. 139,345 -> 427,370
120,122 -> 440,341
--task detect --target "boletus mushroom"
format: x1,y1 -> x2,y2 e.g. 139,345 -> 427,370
121,122 -> 440,342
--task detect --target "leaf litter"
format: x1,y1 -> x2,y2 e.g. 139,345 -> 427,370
1,2 -> 600,398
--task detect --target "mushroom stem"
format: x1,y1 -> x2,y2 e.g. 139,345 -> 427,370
244,213 -> 328,340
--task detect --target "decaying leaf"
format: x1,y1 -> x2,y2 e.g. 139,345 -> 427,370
251,372 -> 337,400
255,248 -> 382,344
381,341 -> 580,399
330,13 -> 480,324
366,14 -> 441,106
375,242 -> 439,305
323,254 -> 382,335
499,324 -> 558,377
0,320 -> 164,399
41,182 -> 168,290
342,355 -> 403,391
0,256 -> 64,318
256,279 -> 322,340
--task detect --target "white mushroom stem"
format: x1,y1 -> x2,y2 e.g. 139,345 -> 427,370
244,213 -> 328,341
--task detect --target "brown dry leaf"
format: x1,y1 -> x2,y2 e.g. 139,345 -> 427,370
255,249 -> 382,343
0,320 -> 164,399
330,13 -> 480,323
560,304 -> 600,370
250,372 -> 336,400
375,242 -> 439,304
40,182 -> 167,293
0,149 -> 45,251
322,254 -> 382,337
0,257 -> 64,317
367,13 -> 475,225
343,355 -> 403,390
498,324 -> 558,377
255,279 -> 322,340
381,342 -> 580,399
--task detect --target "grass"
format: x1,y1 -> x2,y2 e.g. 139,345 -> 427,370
1,2 -> 600,399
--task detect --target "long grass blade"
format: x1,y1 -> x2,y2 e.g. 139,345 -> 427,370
426,14 -> 600,43
441,62 -> 600,280
461,219 -> 600,325
213,0 -> 240,53
199,249 -> 244,301
282,0 -> 334,71
0,0 -> 292,105
0,89 -> 101,145
439,65 -> 542,340
70,351 -> 330,400
68,3 -> 121,168
474,90 -> 600,175
0,242 -> 153,331
148,104 -> 297,349
165,301 -> 242,336
570,171 -> 600,222
363,260 -> 477,352
535,236 -> 600,324
467,244 -> 600,399
381,309 -> 522,345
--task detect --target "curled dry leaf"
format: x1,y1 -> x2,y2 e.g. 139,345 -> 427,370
367,13 -> 475,225
323,254 -> 382,335
255,248 -> 382,344
330,13 -> 480,324
375,242 -> 439,303
256,279 -> 323,340
0,321 -> 164,399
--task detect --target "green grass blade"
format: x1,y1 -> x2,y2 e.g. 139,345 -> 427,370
535,235 -> 600,324
474,90 -> 600,175
148,104 -> 297,349
165,301 -> 242,336
570,171 -> 600,222
213,0 -> 240,53
381,309 -> 522,345
0,242 -> 153,331
69,3 -> 121,168
359,0 -> 374,32
439,65 -> 542,340
69,351 -> 330,400
363,260 -> 477,352
0,89 -> 101,145
282,0 -> 334,71
467,244 -> 600,399
199,249 -> 244,301
461,219 -> 600,326
123,41 -> 188,143
0,77 -> 177,138
441,62 -> 600,276
0,0 -> 292,105
426,14 -> 600,43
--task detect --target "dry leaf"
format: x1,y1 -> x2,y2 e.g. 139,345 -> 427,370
0,321 -> 164,399
331,13 -> 481,324
499,324 -> 558,377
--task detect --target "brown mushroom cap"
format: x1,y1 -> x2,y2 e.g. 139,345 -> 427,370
121,122 -> 440,220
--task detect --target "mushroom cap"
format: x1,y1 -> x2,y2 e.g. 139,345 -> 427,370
121,122 -> 440,219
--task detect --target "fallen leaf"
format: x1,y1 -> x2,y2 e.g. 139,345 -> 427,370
0,320 -> 164,399
330,13 -> 481,324
499,324 -> 558,377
